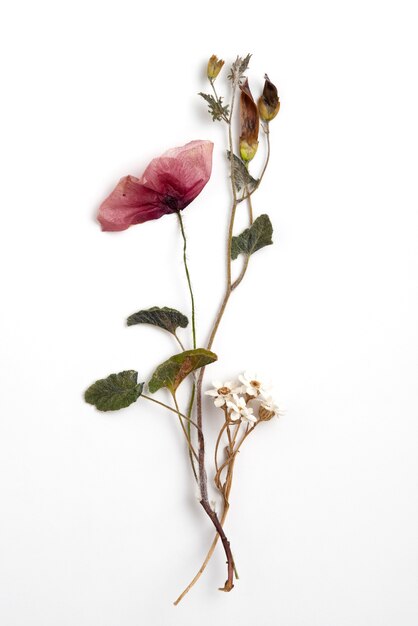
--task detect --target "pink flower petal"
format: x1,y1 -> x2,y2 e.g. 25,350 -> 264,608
97,140 -> 213,232
97,176 -> 168,231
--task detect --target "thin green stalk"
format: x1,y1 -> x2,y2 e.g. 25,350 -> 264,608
237,124 -> 271,203
174,332 -> 186,352
142,393 -> 199,482
231,186 -> 253,291
142,394 -> 200,432
186,383 -> 198,482
178,212 -> 196,349
177,211 -> 198,481
209,79 -> 230,123
172,394 -> 199,463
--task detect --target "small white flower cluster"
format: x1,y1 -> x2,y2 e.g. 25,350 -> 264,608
205,372 -> 280,424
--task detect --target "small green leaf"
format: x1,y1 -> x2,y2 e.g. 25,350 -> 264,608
227,152 -> 259,192
231,214 -> 273,260
127,306 -> 188,335
198,92 -> 230,122
148,349 -> 217,394
84,370 -> 144,412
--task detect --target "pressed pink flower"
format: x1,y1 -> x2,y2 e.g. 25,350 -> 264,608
98,140 -> 214,231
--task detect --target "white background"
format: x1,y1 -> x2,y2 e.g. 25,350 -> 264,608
1,1 -> 418,624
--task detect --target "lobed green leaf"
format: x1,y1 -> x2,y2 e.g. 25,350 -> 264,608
231,214 -> 273,260
84,370 -> 144,412
127,306 -> 188,335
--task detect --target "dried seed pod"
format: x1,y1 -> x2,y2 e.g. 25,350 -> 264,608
258,74 -> 280,122
258,405 -> 276,421
239,79 -> 259,162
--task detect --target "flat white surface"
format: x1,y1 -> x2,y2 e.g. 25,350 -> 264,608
1,1 -> 418,624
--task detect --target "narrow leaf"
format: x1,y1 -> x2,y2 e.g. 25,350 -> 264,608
231,214 -> 273,260
148,349 -> 217,394
84,370 -> 144,412
127,306 -> 188,335
198,92 -> 230,122
227,151 -> 259,192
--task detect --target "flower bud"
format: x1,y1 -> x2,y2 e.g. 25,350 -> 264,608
258,74 -> 280,122
239,79 -> 259,162
207,55 -> 224,80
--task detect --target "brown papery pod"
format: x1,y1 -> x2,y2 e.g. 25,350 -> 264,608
239,79 -> 259,162
258,405 -> 276,421
258,74 -> 280,122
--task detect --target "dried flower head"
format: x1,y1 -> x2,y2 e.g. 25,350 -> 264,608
258,396 -> 280,421
205,380 -> 241,408
239,79 -> 259,162
207,55 -> 225,81
258,74 -> 280,123
98,140 -> 213,231
227,394 -> 256,424
238,372 -> 269,398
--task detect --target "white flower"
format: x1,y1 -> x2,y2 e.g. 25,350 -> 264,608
260,396 -> 280,416
227,394 -> 257,424
238,371 -> 270,398
205,380 -> 240,408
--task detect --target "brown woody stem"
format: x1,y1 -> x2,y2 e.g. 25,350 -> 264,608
173,422 -> 256,605
192,82 -> 239,592
199,499 -> 234,592
179,71 -> 270,604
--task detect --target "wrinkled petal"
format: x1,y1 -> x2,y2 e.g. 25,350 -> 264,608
97,140 -> 213,232
98,176 -> 168,231
141,140 -> 213,208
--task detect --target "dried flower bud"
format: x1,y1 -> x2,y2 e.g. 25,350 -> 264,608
207,55 -> 225,81
258,74 -> 280,123
239,79 -> 259,162
258,405 -> 275,421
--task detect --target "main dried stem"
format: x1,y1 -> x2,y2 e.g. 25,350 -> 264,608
191,82 -> 239,595
175,70 -> 272,606
174,422 -> 256,605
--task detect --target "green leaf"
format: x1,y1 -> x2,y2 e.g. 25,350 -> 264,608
231,214 -> 273,260
148,349 -> 217,394
198,92 -> 230,122
227,152 -> 259,192
127,306 -> 188,335
84,370 -> 144,412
